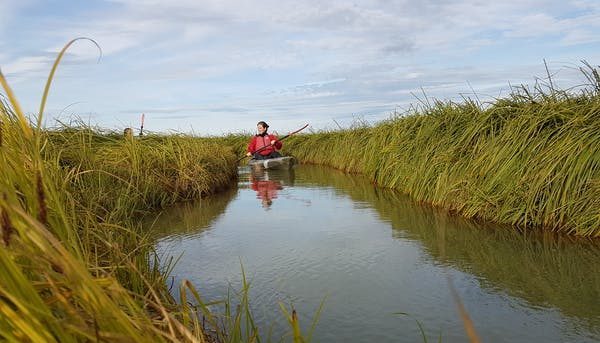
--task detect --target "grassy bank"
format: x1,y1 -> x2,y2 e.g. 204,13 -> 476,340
45,127 -> 237,222
0,86 -> 239,340
1,35 -> 316,342
282,71 -> 600,237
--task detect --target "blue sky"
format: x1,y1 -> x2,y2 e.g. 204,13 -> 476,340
1,0 -> 599,135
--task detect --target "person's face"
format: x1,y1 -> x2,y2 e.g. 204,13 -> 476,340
257,124 -> 267,134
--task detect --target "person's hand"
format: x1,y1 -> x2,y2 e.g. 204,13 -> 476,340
246,152 -> 252,157
270,140 -> 277,146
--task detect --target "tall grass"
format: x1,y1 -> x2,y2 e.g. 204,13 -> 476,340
45,126 -> 237,222
41,126 -> 239,295
284,67 -> 600,236
1,91 -> 193,341
0,39 -> 242,341
1,37 -> 316,340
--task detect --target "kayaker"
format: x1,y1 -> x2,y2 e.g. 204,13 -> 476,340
246,121 -> 283,160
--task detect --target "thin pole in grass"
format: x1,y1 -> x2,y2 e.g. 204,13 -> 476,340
139,113 -> 145,136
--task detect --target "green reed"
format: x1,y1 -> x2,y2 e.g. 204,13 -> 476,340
0,101 -> 240,342
1,36 -> 318,341
0,37 -> 282,342
284,67 -> 600,237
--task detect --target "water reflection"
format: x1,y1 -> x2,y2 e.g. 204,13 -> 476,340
295,164 -> 600,334
249,169 -> 294,209
144,185 -> 238,240
150,164 -> 600,342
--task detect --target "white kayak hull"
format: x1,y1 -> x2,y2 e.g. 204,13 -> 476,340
248,156 -> 295,170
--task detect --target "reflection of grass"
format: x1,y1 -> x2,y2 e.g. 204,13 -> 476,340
145,185 -> 238,240
388,199 -> 600,330
296,164 -> 600,333
285,69 -> 600,236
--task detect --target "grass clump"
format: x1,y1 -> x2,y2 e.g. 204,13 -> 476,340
285,66 -> 600,236
45,126 -> 237,222
0,39 -> 239,340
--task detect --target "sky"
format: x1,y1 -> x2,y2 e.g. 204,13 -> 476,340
1,0 -> 599,135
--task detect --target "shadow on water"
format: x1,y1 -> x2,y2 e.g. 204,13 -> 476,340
296,164 -> 600,334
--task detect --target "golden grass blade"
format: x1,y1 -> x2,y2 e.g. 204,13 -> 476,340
37,37 -> 102,129
447,277 -> 482,343
0,69 -> 32,138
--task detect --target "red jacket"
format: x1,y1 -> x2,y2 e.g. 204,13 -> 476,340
247,133 -> 283,156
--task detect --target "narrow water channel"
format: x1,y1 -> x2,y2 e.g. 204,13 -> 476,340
149,164 -> 600,343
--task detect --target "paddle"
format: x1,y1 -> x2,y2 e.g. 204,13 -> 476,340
237,123 -> 309,162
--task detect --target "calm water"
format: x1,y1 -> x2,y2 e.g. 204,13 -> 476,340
149,165 -> 600,343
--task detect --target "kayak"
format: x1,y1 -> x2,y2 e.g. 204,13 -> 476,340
248,156 -> 295,170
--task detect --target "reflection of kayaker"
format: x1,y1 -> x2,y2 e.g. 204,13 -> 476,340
250,176 -> 283,209
246,121 -> 282,160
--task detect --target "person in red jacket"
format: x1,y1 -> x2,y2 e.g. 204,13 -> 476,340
246,121 -> 283,160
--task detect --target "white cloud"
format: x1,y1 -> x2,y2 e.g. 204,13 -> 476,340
2,0 -> 599,134
2,55 -> 54,80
